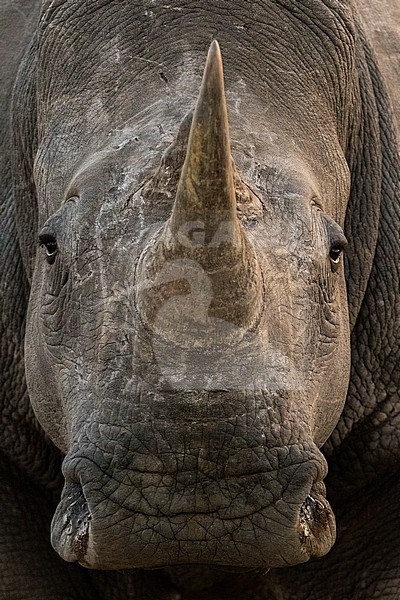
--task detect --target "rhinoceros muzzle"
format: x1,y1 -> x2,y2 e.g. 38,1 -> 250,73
51,468 -> 335,570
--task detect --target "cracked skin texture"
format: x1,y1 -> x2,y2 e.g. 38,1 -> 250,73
1,0 -> 400,598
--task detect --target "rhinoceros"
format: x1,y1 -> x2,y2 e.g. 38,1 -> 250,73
1,0 -> 399,598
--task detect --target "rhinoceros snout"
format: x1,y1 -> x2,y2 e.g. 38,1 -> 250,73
51,441 -> 336,570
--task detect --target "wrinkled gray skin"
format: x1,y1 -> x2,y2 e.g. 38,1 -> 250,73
1,0 -> 400,598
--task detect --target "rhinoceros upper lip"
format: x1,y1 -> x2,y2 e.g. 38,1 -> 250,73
61,453 -> 327,520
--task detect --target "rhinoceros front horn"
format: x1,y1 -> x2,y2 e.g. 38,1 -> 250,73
136,40 -> 263,346
169,39 -> 239,247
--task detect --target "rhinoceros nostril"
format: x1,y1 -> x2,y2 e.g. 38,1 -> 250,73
299,494 -> 326,536
52,482 -> 91,563
298,486 -> 336,558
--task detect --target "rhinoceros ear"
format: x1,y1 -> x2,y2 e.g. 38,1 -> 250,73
11,39 -> 39,284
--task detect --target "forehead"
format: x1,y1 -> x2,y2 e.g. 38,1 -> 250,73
35,0 -> 354,223
35,109 -> 350,237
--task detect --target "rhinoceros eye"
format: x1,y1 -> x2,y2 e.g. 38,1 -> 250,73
323,215 -> 347,272
329,242 -> 347,272
329,246 -> 342,264
39,233 -> 58,265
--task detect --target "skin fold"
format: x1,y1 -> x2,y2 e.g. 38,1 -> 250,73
0,1 -> 399,598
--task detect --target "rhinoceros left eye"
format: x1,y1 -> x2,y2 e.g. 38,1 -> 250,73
322,215 -> 347,272
39,233 -> 58,265
329,243 -> 346,272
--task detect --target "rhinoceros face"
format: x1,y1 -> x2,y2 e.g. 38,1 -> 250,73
26,41 -> 350,570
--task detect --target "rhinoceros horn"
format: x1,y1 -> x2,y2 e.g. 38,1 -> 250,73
169,39 -> 240,250
136,40 -> 263,343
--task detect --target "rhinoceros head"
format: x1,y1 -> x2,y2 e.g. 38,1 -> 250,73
26,41 -> 350,570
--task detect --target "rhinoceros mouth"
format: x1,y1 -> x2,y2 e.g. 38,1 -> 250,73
51,465 -> 336,570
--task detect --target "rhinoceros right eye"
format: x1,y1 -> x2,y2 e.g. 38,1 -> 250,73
39,233 -> 58,265
329,247 -> 342,264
